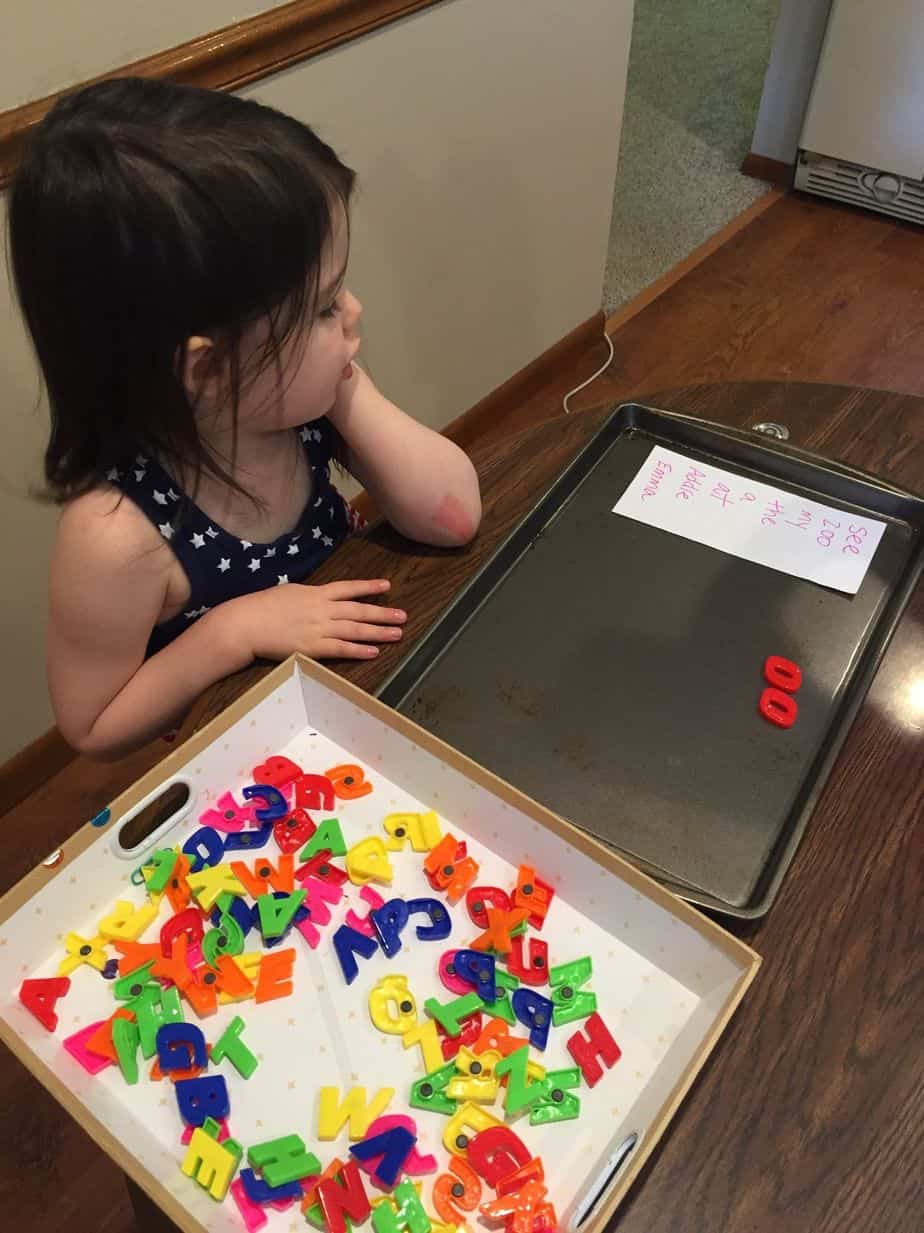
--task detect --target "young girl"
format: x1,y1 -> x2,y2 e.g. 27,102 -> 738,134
10,77 -> 481,760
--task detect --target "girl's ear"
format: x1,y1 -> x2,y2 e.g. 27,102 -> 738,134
179,335 -> 222,404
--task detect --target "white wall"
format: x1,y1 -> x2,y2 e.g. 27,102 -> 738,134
751,0 -> 833,164
0,0 -> 632,761
2,2 -> 280,110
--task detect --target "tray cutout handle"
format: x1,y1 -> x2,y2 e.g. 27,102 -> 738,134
569,1132 -> 639,1232
114,779 -> 195,860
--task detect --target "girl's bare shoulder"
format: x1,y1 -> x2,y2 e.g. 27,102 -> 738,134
53,484 -> 175,583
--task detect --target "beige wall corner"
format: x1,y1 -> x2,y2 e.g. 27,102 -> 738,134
0,0 -> 633,761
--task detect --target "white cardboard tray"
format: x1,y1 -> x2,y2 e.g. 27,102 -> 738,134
0,656 -> 759,1233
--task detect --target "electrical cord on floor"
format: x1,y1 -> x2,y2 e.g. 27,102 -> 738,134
563,330 -> 615,414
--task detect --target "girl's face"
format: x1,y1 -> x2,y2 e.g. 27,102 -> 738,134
220,207 -> 361,434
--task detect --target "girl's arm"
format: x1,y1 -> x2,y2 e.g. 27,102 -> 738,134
48,490 -> 404,759
328,366 -> 482,547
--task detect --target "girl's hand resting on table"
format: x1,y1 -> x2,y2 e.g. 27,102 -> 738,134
228,578 -> 405,662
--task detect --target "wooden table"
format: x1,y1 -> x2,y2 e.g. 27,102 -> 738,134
5,382 -> 924,1233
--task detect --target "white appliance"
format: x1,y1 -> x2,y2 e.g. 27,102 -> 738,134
795,0 -> 924,225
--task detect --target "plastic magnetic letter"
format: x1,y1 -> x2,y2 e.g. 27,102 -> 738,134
112,1014 -> 140,1084
135,984 -> 184,1057
326,763 -> 373,800
346,837 -> 394,886
315,1159 -> 371,1233
202,914 -> 246,968
513,864 -> 554,928
58,932 -> 108,977
405,899 -> 451,942
211,1015 -> 259,1079
402,1018 -> 444,1073
252,754 -> 303,789
161,907 -> 204,957
113,961 -> 157,1003
549,955 -> 596,1026
441,1103 -> 502,1158
371,1178 -> 432,1233
231,1177 -> 294,1233
299,817 -> 347,860
187,863 -> 246,910
506,934 -> 549,986
764,654 -> 802,692
243,783 -> 289,822
257,890 -> 306,940
436,1009 -> 483,1061
433,1157 -> 481,1226
759,687 -> 798,728
333,924 -> 379,985
446,1045 -> 499,1105
438,950 -> 470,995
222,821 -> 273,853
157,1022 -> 207,1073
365,1116 -> 436,1176
113,940 -> 160,976
248,1135 -> 321,1188
424,836 -> 479,904
369,974 -> 418,1034
239,1167 -> 303,1203
295,850 -> 348,887
274,807 -> 316,855
295,876 -> 344,949
383,811 -> 441,852
566,1012 -> 622,1087
176,1073 -> 230,1126
466,1125 -> 531,1188
409,1060 -> 457,1116
469,907 -> 529,955
370,898 -> 410,957
511,989 -> 553,1050
295,773 -> 336,812
63,1020 -> 112,1075
479,968 -> 518,1026
182,1123 -> 243,1201
199,791 -> 258,834
473,1017 -> 529,1058
480,1180 -> 556,1233
254,948 -> 295,1003
494,1047 -> 551,1114
164,853 -> 194,913
97,899 -> 158,942
425,993 -> 483,1037
465,886 -> 511,926
144,848 -> 179,894
318,1087 -> 395,1141
529,1067 -> 582,1125
18,977 -> 70,1031
210,894 -> 255,938
350,1126 -> 416,1187
183,826 -> 227,872
452,951 -> 496,1002
345,885 -> 386,936
232,854 -> 295,898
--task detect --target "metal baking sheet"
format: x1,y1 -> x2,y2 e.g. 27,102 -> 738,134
377,404 -> 924,918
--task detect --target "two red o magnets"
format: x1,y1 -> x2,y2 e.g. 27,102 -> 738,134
759,656 -> 802,728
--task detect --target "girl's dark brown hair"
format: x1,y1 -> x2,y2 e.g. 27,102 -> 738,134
8,76 -> 355,502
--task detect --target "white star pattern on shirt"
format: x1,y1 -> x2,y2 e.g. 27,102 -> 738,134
240,540 -> 252,550
134,469 -> 146,483
184,605 -> 210,620
153,490 -> 167,506
205,526 -> 218,538
299,426 -> 310,442
158,523 -> 174,540
277,575 -> 288,586
167,488 -> 179,502
248,558 -> 261,572
312,527 -> 322,540
287,543 -> 299,555
264,546 -> 276,558
190,533 -> 205,549
322,536 -> 334,548
218,558 -> 231,572
310,429 -> 322,442
106,467 -> 120,482
314,496 -> 323,508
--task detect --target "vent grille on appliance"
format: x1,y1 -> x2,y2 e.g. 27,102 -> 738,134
795,151 -> 924,226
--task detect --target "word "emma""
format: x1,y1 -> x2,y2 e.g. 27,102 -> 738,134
641,457 -> 672,499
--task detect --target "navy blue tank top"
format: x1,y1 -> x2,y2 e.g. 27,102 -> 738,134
106,419 -> 360,657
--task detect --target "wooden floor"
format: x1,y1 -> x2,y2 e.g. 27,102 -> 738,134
3,190 -> 924,1233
